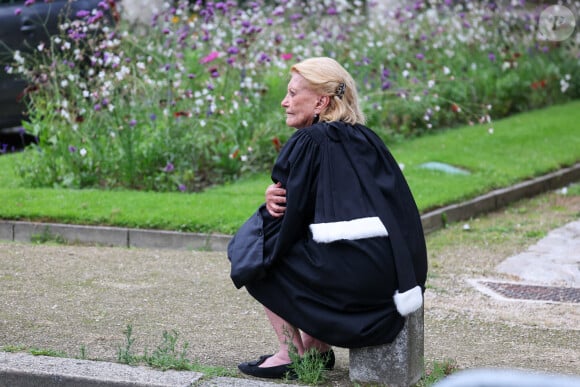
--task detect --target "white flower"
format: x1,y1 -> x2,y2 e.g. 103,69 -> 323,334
80,148 -> 87,157
37,43 -> 45,52
559,187 -> 568,195
428,80 -> 435,88
60,80 -> 69,88
240,155 -> 248,162
402,70 -> 410,78
413,95 -> 421,102
13,51 -> 24,65
462,223 -> 471,231
443,66 -> 451,75
488,128 -> 494,134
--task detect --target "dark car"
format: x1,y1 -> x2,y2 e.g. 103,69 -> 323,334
0,0 -> 117,149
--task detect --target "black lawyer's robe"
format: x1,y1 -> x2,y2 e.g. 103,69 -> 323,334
228,121 -> 427,348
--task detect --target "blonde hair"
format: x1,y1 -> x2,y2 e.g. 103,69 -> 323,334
291,57 -> 366,125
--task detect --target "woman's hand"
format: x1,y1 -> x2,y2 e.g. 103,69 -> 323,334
265,182 -> 287,218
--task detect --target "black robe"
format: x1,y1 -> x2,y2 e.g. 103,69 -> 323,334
228,121 -> 427,348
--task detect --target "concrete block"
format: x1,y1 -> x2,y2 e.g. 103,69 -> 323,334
129,229 -> 232,251
0,352 -> 202,387
421,211 -> 444,234
0,221 -> 14,241
495,178 -> 549,209
349,308 -> 424,386
13,222 -> 128,247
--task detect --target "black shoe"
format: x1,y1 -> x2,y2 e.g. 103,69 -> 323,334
238,354 -> 295,379
319,349 -> 335,370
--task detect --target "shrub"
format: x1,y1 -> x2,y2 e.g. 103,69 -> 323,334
5,0 -> 579,191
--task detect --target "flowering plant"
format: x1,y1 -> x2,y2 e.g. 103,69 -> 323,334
5,0 -> 579,191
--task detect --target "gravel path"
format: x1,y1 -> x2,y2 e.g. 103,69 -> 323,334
0,190 -> 579,385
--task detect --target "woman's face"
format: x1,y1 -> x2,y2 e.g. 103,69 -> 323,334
281,72 -> 322,129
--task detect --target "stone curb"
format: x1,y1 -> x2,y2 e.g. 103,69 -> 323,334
1,163 -> 578,250
0,352 -> 203,387
0,352 -> 300,387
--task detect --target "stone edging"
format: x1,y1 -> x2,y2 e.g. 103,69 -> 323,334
1,163 -> 579,251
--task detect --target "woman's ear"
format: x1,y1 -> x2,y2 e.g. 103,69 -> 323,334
316,95 -> 331,110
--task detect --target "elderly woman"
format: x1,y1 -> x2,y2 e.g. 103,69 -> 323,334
228,57 -> 427,379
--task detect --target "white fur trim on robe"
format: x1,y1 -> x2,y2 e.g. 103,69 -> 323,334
310,216 -> 388,243
393,286 -> 423,316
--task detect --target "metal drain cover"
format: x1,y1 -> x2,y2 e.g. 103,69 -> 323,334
473,280 -> 580,303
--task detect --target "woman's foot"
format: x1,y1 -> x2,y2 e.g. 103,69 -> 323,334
238,353 -> 295,379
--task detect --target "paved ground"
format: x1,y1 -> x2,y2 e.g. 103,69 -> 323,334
0,187 -> 579,386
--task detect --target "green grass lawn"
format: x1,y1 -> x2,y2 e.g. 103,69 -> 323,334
1,101 -> 579,234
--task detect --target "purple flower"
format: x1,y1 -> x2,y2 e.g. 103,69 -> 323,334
258,52 -> 271,64
68,145 -> 77,153
88,10 -> 104,24
164,162 -> 174,172
381,81 -> 391,90
416,53 -> 425,60
178,184 -> 187,192
488,52 -> 496,62
150,113 -> 157,121
129,119 -> 137,127
14,8 -> 22,15
209,67 -> 220,78
0,144 -> 8,154
94,104 -> 101,111
24,0 -> 35,6
290,13 -> 302,22
327,7 -> 338,15
76,10 -> 91,18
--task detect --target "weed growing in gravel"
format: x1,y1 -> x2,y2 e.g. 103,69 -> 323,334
116,324 -> 236,376
117,324 -> 139,365
29,348 -> 68,358
418,358 -> 459,386
30,227 -> 67,245
287,345 -> 327,385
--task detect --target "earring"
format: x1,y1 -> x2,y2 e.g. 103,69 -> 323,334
313,114 -> 319,124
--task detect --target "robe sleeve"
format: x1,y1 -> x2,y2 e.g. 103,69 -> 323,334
268,128 -> 321,261
227,128 -> 321,288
